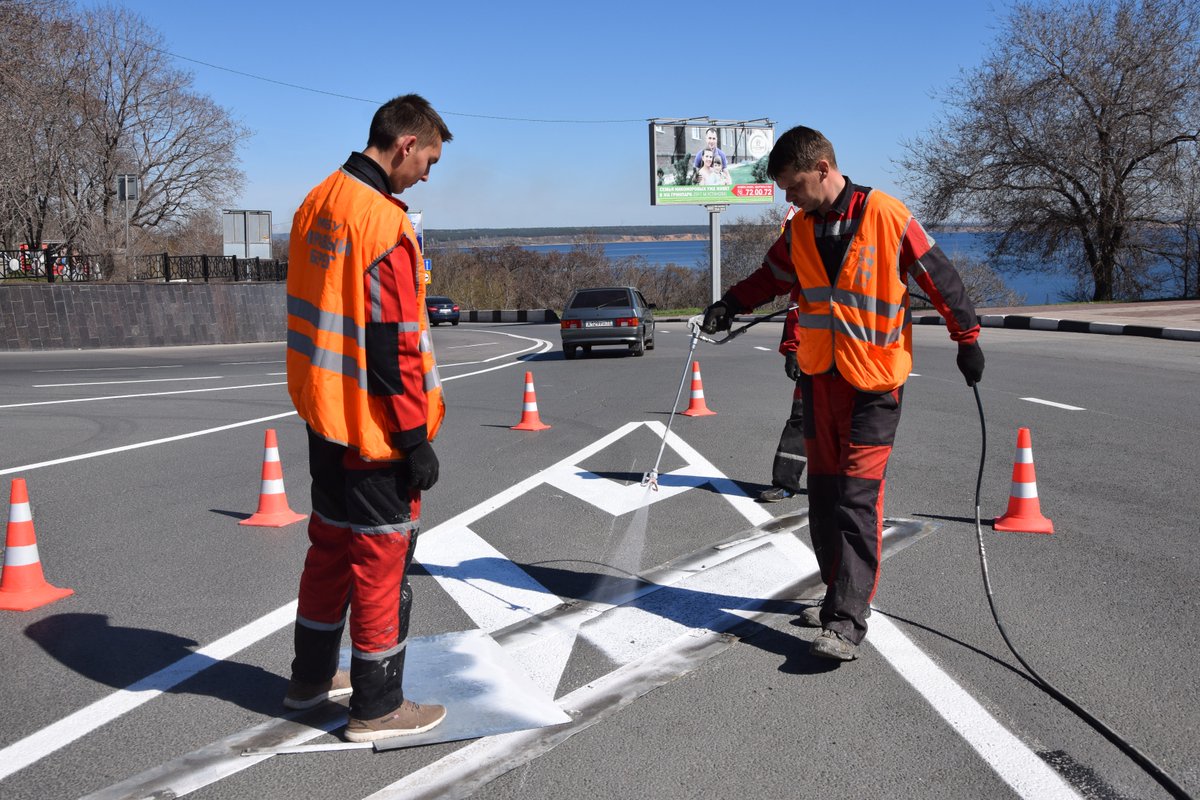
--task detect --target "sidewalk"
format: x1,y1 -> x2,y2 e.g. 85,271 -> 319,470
913,298 -> 1200,342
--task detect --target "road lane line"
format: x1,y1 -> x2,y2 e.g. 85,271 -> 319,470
34,365 -> 184,373
0,382 -> 287,410
871,616 -> 1079,798
1021,397 -> 1086,411
33,376 -> 225,388
754,346 -> 771,351
0,602 -> 298,782
0,411 -> 297,475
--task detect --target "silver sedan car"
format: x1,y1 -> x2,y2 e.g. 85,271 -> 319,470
559,286 -> 656,359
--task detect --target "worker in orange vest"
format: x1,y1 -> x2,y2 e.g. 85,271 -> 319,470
702,125 -> 984,662
283,94 -> 451,741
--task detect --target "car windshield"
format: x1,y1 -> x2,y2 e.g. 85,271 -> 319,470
569,289 -> 630,310
428,297 -> 451,304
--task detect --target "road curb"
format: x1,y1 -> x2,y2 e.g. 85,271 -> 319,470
914,313 -> 1200,341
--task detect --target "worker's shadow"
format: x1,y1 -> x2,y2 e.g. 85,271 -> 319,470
24,613 -> 286,714
415,557 -> 840,675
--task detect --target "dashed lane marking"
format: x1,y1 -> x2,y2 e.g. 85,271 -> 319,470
1021,397 -> 1086,411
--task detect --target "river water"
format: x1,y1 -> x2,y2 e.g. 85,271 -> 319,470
521,233 -> 1080,305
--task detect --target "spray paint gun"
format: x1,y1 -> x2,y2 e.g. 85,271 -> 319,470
640,305 -> 797,491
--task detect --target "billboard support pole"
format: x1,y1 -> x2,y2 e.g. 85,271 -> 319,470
706,204 -> 727,303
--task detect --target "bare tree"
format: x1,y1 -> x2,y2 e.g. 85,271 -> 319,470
68,5 -> 249,272
1155,141 -> 1200,298
0,0 -> 89,251
898,0 -> 1200,301
0,2 -> 249,272
720,206 -> 791,311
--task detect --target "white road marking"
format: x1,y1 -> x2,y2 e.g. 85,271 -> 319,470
0,603 -> 298,782
7,337 -> 1078,799
754,346 -> 772,351
219,360 -> 284,365
871,617 -> 1079,797
0,411 -> 297,476
34,365 -> 183,373
445,342 -> 495,349
1021,397 -> 1085,411
33,376 -> 225,388
0,382 -> 287,411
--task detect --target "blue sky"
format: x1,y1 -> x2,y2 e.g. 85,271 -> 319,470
74,0 -> 1005,231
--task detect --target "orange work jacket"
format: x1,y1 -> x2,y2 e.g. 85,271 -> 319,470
286,168 -> 443,460
789,190 -> 913,393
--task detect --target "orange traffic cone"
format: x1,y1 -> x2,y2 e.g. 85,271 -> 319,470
994,427 -> 1054,534
0,478 -> 74,611
512,371 -> 551,431
241,429 -> 308,527
679,361 -> 716,417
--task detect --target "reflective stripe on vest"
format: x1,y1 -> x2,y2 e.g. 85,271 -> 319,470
286,168 -> 445,460
789,190 -> 914,393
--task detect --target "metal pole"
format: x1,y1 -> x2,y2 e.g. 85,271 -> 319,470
706,204 -> 726,303
124,180 -> 131,277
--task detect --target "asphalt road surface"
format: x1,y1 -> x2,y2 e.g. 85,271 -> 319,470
0,321 -> 1197,800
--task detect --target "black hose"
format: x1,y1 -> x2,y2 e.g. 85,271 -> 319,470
970,385 -> 1194,800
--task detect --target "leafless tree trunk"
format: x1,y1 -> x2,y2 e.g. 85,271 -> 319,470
898,0 -> 1200,302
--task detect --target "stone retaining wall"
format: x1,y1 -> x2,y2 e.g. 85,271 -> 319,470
0,284 -> 562,350
0,283 -> 288,351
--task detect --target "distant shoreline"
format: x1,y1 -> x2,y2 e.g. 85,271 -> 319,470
426,223 -> 989,248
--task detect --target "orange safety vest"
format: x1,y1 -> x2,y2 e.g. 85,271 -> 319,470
789,190 -> 913,393
286,168 -> 444,460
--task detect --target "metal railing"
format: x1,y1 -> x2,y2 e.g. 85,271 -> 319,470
1,250 -> 289,283
129,253 -> 288,283
1,250 -> 111,282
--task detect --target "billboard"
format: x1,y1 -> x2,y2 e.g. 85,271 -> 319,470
649,121 -> 775,206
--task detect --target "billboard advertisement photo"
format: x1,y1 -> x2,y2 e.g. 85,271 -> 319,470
649,121 -> 775,206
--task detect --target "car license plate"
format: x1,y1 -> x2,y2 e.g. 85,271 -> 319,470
584,320 -> 613,327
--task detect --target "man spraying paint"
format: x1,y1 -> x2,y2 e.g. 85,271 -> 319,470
701,125 -> 984,662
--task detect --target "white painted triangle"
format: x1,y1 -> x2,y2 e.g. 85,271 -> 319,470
415,420 -> 776,697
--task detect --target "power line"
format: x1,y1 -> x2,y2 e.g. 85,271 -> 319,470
157,47 -> 645,125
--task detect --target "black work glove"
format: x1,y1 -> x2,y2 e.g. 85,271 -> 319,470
956,342 -> 985,386
700,297 -> 741,334
784,350 -> 801,381
404,440 -> 439,491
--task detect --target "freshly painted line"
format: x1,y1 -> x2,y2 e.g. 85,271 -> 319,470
33,365 -> 184,373
363,630 -> 739,800
0,411 -> 297,475
33,376 -> 224,388
754,346 -> 771,351
0,381 -> 287,410
870,616 -> 1080,798
0,602 -> 299,782
1020,397 -> 1086,411
445,342 -> 495,349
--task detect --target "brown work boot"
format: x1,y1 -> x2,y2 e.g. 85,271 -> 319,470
344,699 -> 447,742
810,628 -> 859,661
283,670 -> 352,710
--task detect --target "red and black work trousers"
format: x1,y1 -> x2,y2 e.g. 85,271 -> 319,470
770,382 -> 807,493
799,370 -> 903,645
291,425 -> 421,721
